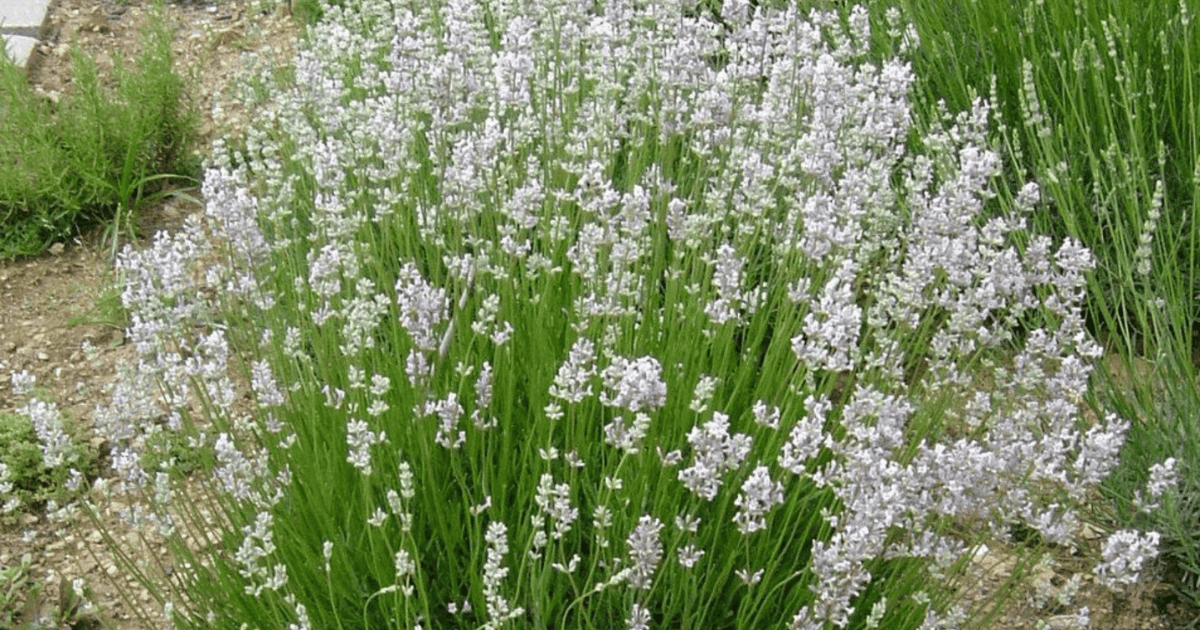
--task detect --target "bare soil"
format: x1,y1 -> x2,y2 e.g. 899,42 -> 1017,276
0,1 -> 1195,629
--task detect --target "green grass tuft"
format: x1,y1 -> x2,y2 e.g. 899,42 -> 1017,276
0,0 -> 201,260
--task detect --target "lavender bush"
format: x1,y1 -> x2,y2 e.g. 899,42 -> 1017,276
15,0 -> 1174,628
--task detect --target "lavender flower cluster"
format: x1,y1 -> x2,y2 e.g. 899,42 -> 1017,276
28,0 -> 1175,628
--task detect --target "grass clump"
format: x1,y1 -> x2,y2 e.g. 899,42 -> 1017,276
0,0 -> 200,259
67,283 -> 130,331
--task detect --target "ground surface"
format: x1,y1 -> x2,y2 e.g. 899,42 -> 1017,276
0,1 -> 1194,629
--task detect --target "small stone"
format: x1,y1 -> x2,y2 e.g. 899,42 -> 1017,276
45,541 -> 66,553
1043,614 -> 1086,629
105,564 -> 118,577
3,341 -> 15,352
87,530 -> 103,544
37,351 -> 49,361
49,243 -> 65,256
89,436 -> 105,449
20,513 -> 39,526
1077,522 -> 1105,541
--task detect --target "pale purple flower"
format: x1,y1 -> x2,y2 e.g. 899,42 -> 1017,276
752,400 -> 781,430
601,356 -> 667,413
25,399 -> 72,469
1137,457 -> 1179,511
550,338 -> 596,404
234,510 -> 281,597
307,242 -> 349,300
793,261 -> 862,372
475,361 -> 494,409
250,359 -> 286,408
394,549 -> 415,578
405,349 -> 432,388
627,603 -> 651,630
340,281 -> 390,355
1096,530 -> 1161,589
215,433 -> 253,499
426,393 -> 466,450
677,544 -> 704,569
370,373 -> 391,397
779,396 -> 830,477
705,243 -> 746,325
481,521 -> 523,627
735,567 -> 764,586
679,412 -> 752,501
534,473 -> 578,540
1073,414 -> 1130,488
395,262 -> 450,352
626,515 -> 664,590
9,370 -> 34,396
689,374 -> 719,414
604,412 -> 651,454
346,418 -> 387,475
0,462 -> 12,496
734,465 -> 785,535
399,461 -> 415,499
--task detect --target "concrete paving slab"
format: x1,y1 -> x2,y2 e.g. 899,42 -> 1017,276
2,33 -> 38,69
0,0 -> 54,36
0,0 -> 53,71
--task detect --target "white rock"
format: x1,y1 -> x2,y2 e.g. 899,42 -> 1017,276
1042,614 -> 1086,629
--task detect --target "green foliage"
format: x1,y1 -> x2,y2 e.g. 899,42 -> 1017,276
0,411 -> 97,516
108,2 -> 1113,629
890,0 -> 1200,612
142,430 -> 214,478
0,50 -> 77,257
0,0 -> 201,260
0,554 -> 104,630
291,0 -> 328,26
892,0 -> 1200,357
0,554 -> 35,627
1095,360 -> 1200,610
